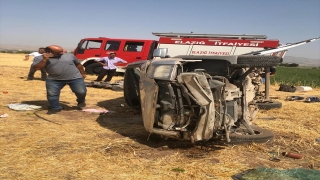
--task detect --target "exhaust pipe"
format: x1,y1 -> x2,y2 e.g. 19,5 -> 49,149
151,128 -> 181,138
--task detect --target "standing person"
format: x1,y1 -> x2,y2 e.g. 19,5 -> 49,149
33,45 -> 87,114
94,52 -> 127,83
23,47 -> 47,81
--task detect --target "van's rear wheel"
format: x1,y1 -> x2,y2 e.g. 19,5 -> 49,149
85,63 -> 102,75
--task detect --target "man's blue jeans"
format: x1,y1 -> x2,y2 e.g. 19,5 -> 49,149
46,78 -> 87,110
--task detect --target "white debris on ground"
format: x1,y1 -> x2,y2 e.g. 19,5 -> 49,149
0,113 -> 9,118
7,103 -> 42,111
82,108 -> 109,113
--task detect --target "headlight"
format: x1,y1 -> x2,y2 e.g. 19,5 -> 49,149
147,65 -> 175,80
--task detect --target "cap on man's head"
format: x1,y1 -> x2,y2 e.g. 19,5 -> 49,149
109,52 -> 116,55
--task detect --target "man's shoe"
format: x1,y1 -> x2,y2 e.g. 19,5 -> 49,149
46,109 -> 61,115
77,102 -> 86,108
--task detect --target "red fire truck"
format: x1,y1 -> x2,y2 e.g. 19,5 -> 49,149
73,32 -> 318,75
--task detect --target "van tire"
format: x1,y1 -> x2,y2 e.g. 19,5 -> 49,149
232,56 -> 282,67
228,125 -> 274,144
85,63 -> 102,75
257,101 -> 282,110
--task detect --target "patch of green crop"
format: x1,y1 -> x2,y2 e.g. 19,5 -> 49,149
271,67 -> 320,87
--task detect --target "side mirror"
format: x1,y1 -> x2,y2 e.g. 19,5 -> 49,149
153,48 -> 168,58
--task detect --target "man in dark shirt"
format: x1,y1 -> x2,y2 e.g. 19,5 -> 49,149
33,45 -> 87,114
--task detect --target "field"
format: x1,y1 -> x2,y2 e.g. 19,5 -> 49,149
271,66 -> 320,88
0,53 -> 320,179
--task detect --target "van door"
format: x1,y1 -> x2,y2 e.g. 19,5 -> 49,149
138,61 -> 158,132
123,60 -> 158,132
75,39 -> 103,60
123,61 -> 147,112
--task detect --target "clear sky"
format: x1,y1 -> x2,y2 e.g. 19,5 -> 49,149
0,0 -> 319,59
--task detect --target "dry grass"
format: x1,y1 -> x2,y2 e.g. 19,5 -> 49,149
0,53 -> 319,179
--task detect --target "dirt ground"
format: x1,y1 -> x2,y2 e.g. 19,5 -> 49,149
0,53 -> 319,179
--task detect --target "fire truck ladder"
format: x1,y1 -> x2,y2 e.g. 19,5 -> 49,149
244,37 -> 320,55
152,32 -> 268,40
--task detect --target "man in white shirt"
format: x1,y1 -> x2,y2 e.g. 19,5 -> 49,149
94,52 -> 127,83
23,47 -> 47,81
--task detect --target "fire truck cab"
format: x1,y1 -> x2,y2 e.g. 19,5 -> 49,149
74,38 -> 157,74
74,32 -> 283,75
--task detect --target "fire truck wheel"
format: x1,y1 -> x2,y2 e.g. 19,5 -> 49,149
85,63 -> 103,75
228,125 -> 274,144
233,56 -> 283,67
256,101 -> 282,110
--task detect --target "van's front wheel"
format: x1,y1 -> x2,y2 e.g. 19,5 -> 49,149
85,63 -> 102,75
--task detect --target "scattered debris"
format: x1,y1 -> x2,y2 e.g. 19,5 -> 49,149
285,96 -> 304,101
284,96 -> 320,103
3,91 -> 8,94
268,151 -> 281,162
113,80 -> 124,84
82,108 -> 109,113
7,103 -> 42,111
85,80 -> 124,91
296,86 -> 312,92
279,84 -> 296,92
269,157 -> 281,162
0,113 -> 9,118
282,152 -> 303,159
305,96 -> 320,103
316,138 -> 320,143
111,84 -> 124,91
